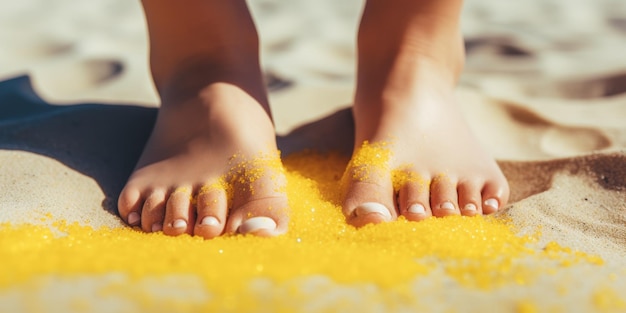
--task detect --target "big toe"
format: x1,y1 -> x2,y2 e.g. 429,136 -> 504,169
343,180 -> 396,228
226,197 -> 290,237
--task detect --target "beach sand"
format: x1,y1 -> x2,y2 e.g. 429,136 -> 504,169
1,0 -> 625,312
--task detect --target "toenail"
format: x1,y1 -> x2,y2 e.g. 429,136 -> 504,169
440,202 -> 455,211
172,219 -> 187,229
408,204 -> 426,215
464,203 -> 477,211
201,216 -> 220,226
151,223 -> 162,232
239,217 -> 277,234
484,198 -> 499,211
355,202 -> 392,220
128,212 -> 140,225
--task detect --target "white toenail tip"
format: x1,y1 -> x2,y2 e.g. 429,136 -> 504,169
152,224 -> 162,232
240,217 -> 277,234
128,212 -> 140,225
355,202 -> 392,220
201,216 -> 220,226
172,219 -> 187,229
464,203 -> 477,211
440,202 -> 455,210
484,199 -> 499,210
408,204 -> 426,214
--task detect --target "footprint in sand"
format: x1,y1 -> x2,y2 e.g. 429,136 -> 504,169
464,36 -> 540,75
464,35 -> 626,100
0,35 -> 76,79
31,58 -> 124,100
465,36 -> 534,58
7,39 -> 75,61
459,90 -> 613,160
539,127 -> 612,157
504,105 -> 613,157
544,72 -> 626,99
265,71 -> 293,92
608,17 -> 626,32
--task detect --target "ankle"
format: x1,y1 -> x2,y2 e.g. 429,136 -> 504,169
357,5 -> 466,96
355,26 -> 464,111
157,58 -> 268,112
358,32 -> 464,85
153,82 -> 277,153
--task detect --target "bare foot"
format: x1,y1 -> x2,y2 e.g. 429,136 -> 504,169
343,78 -> 510,227
342,0 -> 510,227
118,0 -> 288,238
118,83 -> 289,238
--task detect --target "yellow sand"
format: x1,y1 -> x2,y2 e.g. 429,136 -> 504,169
0,149 -> 609,311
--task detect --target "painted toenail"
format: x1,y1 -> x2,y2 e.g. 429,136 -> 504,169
408,204 -> 426,214
172,219 -> 187,229
128,212 -> 140,225
151,223 -> 162,232
484,198 -> 499,211
355,202 -> 392,220
440,202 -> 455,211
464,203 -> 477,211
239,217 -> 277,234
201,216 -> 220,226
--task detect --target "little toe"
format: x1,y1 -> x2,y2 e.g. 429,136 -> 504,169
343,180 -> 396,228
398,181 -> 432,222
118,186 -> 143,226
163,187 -> 195,236
194,187 -> 228,239
482,198 -> 500,215
430,176 -> 460,217
482,179 -> 510,215
457,181 -> 483,216
140,189 -> 167,233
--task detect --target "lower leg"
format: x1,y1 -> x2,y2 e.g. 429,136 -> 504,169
343,0 -> 509,226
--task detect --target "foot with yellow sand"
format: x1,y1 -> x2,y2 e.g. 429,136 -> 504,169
342,0 -> 510,227
117,1 -> 289,238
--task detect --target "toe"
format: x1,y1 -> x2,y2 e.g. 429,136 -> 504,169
226,197 -> 290,237
398,180 -> 432,222
118,186 -> 143,226
141,189 -> 167,233
430,175 -> 460,217
343,180 -> 396,228
457,180 -> 483,216
239,217 -> 278,235
481,178 -> 510,214
194,186 -> 228,239
163,186 -> 195,236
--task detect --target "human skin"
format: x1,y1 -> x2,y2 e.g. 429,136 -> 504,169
344,0 -> 509,226
118,0 -> 509,237
118,0 -> 288,238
